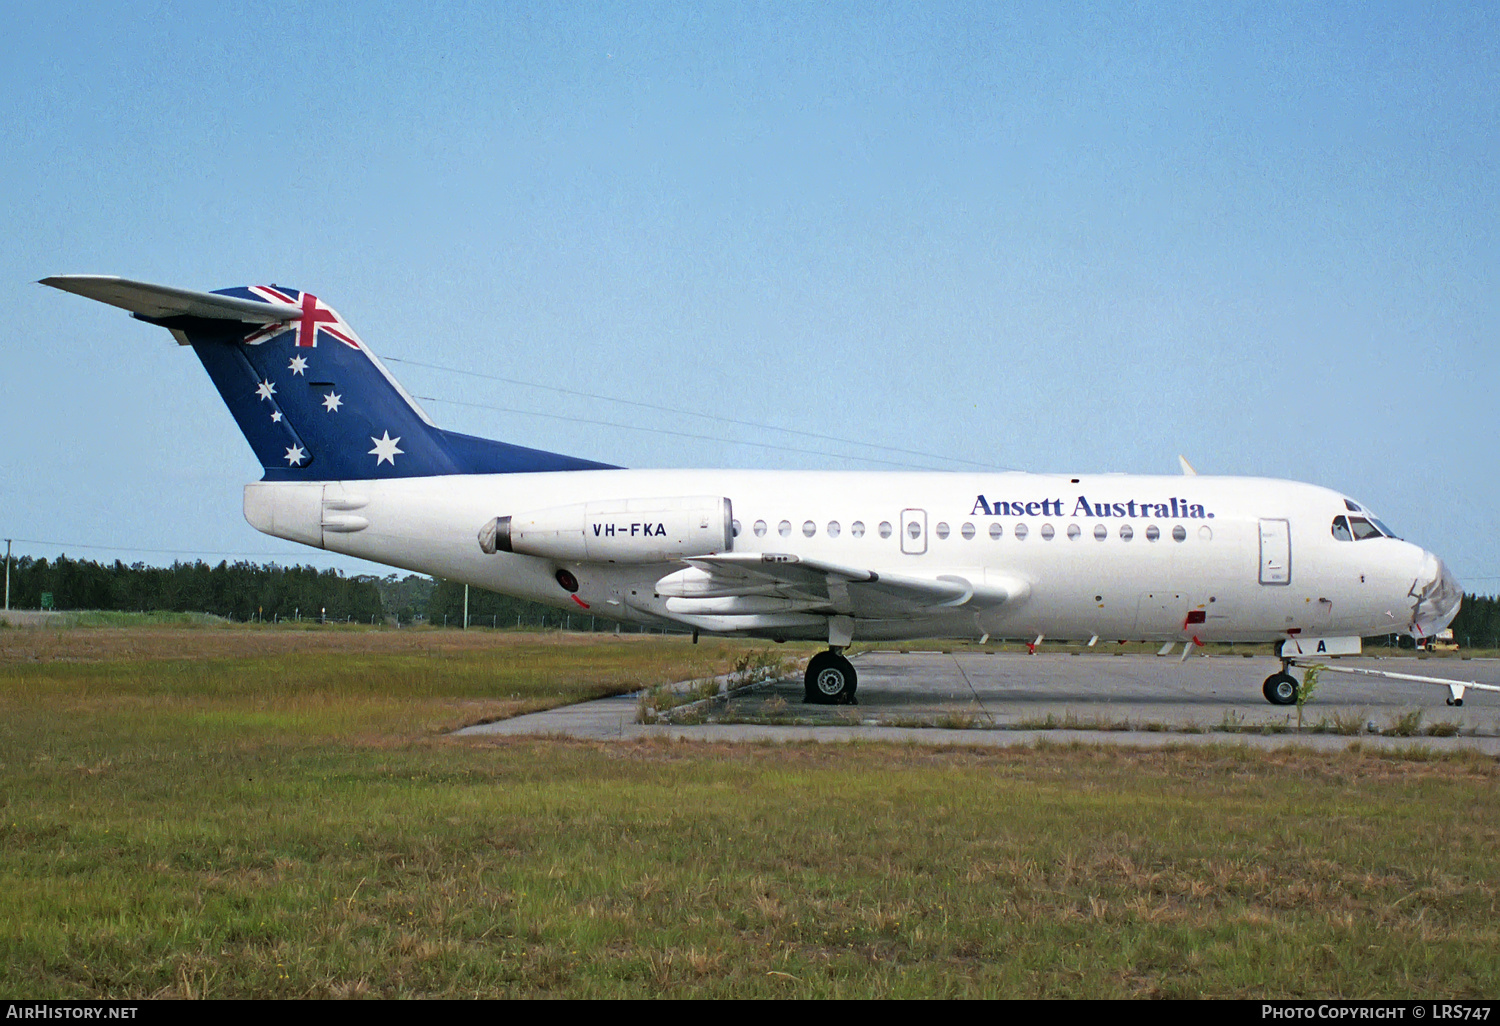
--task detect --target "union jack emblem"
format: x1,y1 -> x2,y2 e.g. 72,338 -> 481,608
241,286 -> 362,350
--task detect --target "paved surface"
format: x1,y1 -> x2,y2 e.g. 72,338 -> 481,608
0,611 -> 65,627
455,651 -> 1500,754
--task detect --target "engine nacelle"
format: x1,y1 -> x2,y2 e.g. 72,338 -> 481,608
479,496 -> 733,563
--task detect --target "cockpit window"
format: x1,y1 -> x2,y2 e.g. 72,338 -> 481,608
1334,514 -> 1399,541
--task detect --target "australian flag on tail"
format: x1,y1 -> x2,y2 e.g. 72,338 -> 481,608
38,276 -> 616,481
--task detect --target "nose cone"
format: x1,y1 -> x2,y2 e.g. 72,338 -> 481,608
1412,553 -> 1462,637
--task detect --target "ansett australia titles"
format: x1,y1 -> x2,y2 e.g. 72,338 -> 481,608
972,495 -> 1214,519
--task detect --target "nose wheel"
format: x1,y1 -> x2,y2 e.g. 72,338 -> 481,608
805,650 -> 858,705
1263,671 -> 1300,706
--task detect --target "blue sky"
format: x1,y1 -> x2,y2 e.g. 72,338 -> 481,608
3,2 -> 1496,589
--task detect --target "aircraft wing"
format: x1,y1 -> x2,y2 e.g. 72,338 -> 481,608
39,275 -> 303,323
659,552 -> 1025,620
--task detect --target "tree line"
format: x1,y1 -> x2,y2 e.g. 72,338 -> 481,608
4,555 -> 384,622
1449,593 -> 1500,649
2,556 -> 589,630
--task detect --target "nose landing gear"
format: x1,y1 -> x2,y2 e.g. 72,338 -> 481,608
1263,658 -> 1300,705
805,649 -> 858,705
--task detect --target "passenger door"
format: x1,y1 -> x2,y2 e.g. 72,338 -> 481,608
1259,519 -> 1291,585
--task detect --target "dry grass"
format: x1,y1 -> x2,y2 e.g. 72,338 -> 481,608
1,624 -> 1497,997
0,622 -> 671,665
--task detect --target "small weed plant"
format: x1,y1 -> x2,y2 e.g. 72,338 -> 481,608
1296,663 -> 1323,730
1383,710 -> 1424,737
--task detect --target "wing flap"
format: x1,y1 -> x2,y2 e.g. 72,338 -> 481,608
40,275 -> 302,323
661,553 -> 1025,619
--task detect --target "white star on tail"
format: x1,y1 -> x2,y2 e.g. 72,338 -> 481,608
322,391 -> 343,413
256,379 -> 277,400
288,356 -> 308,375
284,445 -> 307,466
369,431 -> 403,466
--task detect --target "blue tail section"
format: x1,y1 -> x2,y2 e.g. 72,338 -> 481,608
175,285 -> 616,480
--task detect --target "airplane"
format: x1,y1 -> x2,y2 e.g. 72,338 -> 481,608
42,275 -> 1468,707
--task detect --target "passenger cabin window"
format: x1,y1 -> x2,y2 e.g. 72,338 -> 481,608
803,520 -> 816,538
1120,524 -> 1133,541
989,523 -> 1002,540
827,521 -> 841,538
851,521 -> 865,538
1014,523 -> 1029,540
779,520 -> 792,538
879,522 -> 893,539
754,520 -> 767,537
1067,524 -> 1081,540
1040,524 -> 1055,540
961,522 -> 975,540
1145,525 -> 1160,542
935,522 -> 950,540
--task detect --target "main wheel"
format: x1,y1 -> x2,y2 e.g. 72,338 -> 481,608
1263,672 -> 1299,706
804,651 -> 857,705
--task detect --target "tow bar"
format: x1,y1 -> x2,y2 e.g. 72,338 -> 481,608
1287,660 -> 1500,707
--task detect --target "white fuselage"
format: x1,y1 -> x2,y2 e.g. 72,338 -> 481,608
244,469 -> 1460,644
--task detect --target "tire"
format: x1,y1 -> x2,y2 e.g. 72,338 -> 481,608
804,651 -> 857,705
1263,672 -> 1299,706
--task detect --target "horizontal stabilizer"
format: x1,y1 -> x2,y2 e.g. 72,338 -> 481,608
39,275 -> 302,323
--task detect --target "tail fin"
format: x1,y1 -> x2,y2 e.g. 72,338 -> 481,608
42,276 -> 616,480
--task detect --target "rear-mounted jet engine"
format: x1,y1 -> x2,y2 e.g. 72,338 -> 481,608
479,496 -> 733,563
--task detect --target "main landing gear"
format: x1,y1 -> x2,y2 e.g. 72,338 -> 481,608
805,649 -> 858,705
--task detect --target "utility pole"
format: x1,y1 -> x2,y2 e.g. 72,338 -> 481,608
4,539 -> 10,612
463,584 -> 469,629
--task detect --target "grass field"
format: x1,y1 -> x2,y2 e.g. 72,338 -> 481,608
1,623 -> 1497,998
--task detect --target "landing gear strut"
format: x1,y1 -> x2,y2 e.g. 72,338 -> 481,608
1263,658 -> 1299,706
805,649 -> 858,705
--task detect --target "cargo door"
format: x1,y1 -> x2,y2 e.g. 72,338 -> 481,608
1135,590 -> 1189,637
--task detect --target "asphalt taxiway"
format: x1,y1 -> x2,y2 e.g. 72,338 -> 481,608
453,650 -> 1500,754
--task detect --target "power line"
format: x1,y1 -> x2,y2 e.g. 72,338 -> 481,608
387,355 -> 1016,471
415,395 -> 935,469
4,537 -> 322,560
